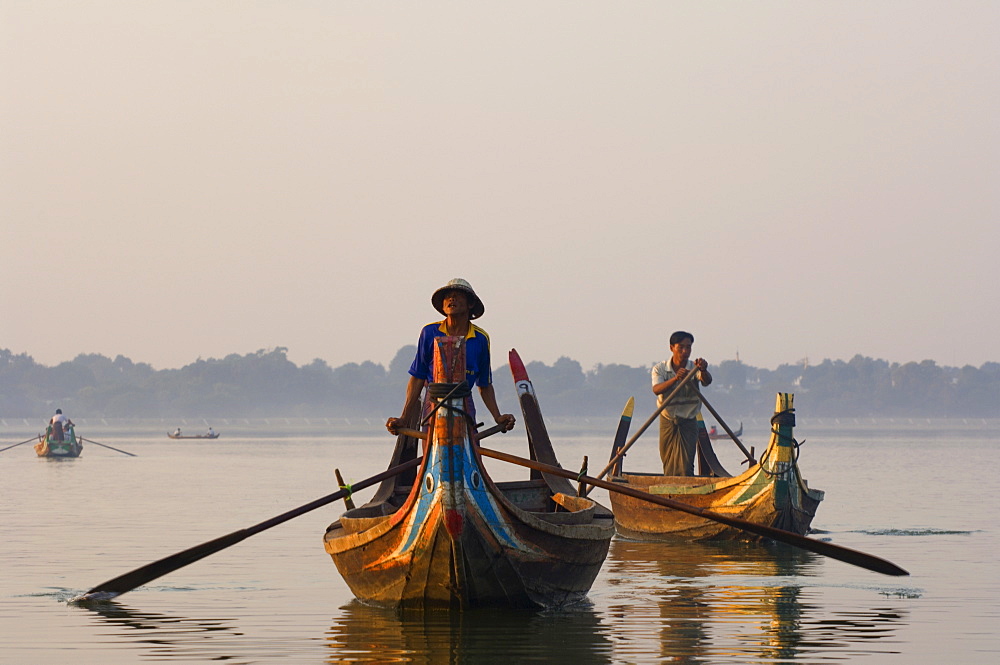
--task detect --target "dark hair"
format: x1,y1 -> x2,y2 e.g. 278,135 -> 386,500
55,408 -> 62,414
669,331 -> 694,346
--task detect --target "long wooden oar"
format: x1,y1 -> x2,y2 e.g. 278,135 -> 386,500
394,423 -> 507,442
76,457 -> 423,602
594,367 -> 701,482
478,445 -> 909,577
0,436 -> 40,453
79,437 -> 138,457
696,394 -> 754,464
698,390 -> 757,466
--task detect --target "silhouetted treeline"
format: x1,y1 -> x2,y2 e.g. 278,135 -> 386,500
1,347 -> 998,419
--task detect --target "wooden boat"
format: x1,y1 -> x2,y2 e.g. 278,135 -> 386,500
35,424 -> 83,458
609,393 -> 824,541
323,340 -> 614,609
167,432 -> 220,439
708,421 -> 742,440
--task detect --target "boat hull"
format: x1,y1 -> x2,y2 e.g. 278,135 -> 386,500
326,477 -> 611,608
35,429 -> 83,458
610,394 -> 823,541
323,340 -> 613,609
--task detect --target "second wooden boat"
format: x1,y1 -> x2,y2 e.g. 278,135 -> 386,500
323,339 -> 614,609
609,393 -> 824,541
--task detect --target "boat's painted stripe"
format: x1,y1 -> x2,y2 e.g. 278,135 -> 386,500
391,434 -> 522,558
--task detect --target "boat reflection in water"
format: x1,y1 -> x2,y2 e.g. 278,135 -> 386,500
604,539 -> 907,662
325,601 -> 614,665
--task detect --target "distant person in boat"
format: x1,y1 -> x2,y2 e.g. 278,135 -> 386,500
709,425 -> 718,436
207,427 -> 215,437
386,278 -> 516,436
173,427 -> 182,437
49,408 -> 74,442
651,331 -> 713,476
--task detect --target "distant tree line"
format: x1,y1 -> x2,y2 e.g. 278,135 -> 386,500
1,347 -> 998,420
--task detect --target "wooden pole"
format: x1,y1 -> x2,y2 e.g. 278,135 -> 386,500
594,367 -> 701,482
696,394 -> 755,465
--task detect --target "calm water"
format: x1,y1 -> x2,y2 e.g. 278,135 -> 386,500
1,417 -> 998,663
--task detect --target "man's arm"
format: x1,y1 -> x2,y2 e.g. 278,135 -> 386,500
386,375 -> 426,434
478,384 -> 516,432
694,358 -> 712,386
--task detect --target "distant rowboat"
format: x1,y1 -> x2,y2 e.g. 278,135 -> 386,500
708,421 -> 742,440
167,432 -> 220,439
35,425 -> 83,458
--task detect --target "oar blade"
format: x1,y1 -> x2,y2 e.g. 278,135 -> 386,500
684,509 -> 910,576
76,530 -> 249,601
608,396 -> 634,475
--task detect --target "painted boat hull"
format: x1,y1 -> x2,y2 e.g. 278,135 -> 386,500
35,428 -> 83,458
610,394 -> 824,541
323,340 -> 613,609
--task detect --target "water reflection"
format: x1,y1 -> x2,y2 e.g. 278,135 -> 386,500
326,601 -> 614,664
75,599 -> 248,663
604,539 -> 907,662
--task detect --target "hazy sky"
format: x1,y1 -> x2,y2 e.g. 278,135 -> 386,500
2,2 -> 997,373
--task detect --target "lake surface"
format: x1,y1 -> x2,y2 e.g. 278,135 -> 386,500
2,416 -> 998,663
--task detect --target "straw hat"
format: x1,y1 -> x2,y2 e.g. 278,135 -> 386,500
431,278 -> 485,319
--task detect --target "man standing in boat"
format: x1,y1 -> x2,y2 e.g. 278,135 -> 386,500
49,408 -> 73,442
386,278 -> 516,436
651,331 -> 712,476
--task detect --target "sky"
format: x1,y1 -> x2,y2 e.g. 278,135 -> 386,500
2,2 -> 997,373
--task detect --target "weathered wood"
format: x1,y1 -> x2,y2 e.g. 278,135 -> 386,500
334,469 -> 356,510
323,342 -> 613,609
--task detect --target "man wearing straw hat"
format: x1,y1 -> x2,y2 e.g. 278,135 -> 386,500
651,331 -> 712,476
386,278 -> 516,436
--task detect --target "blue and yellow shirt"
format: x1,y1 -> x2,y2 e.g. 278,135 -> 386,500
408,321 -> 492,388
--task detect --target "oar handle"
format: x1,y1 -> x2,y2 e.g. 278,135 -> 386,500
697,393 -> 755,464
394,424 -> 507,442
477,445 -> 910,577
594,366 -> 701,481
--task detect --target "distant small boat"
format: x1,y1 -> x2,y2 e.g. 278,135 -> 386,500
167,432 -> 220,439
708,422 -> 742,440
35,425 -> 83,458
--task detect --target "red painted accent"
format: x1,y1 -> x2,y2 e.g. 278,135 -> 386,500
445,509 -> 464,535
509,348 -> 528,382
